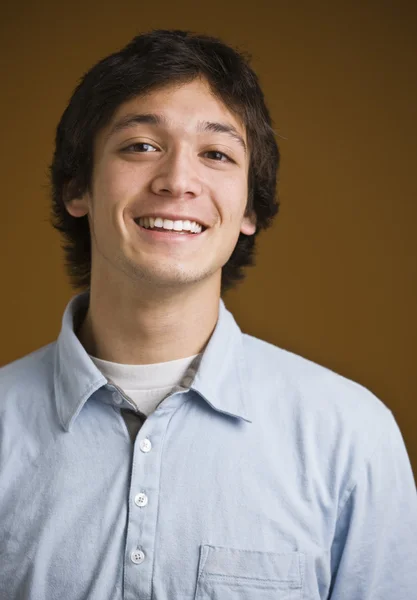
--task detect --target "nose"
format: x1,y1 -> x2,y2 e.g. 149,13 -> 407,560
150,148 -> 202,199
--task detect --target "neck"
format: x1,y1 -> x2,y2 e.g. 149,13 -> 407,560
76,277 -> 221,365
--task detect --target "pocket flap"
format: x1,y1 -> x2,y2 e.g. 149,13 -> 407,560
199,545 -> 302,586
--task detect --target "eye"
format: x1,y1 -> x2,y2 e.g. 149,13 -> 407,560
204,150 -> 233,163
122,142 -> 158,153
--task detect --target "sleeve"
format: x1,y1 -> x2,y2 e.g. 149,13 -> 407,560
328,410 -> 417,599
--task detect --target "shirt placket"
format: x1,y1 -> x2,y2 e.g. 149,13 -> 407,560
122,402 -> 178,600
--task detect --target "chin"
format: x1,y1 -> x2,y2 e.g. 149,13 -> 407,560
135,263 -> 219,289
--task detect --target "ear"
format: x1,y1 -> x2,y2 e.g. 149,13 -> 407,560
64,187 -> 90,218
240,211 -> 257,236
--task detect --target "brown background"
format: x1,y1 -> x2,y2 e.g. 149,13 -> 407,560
1,1 -> 416,478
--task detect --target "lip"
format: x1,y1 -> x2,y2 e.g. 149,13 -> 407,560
134,214 -> 209,229
133,220 -> 207,243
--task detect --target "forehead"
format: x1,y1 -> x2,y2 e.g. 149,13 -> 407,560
103,78 -> 246,139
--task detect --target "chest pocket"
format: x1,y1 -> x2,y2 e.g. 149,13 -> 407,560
194,545 -> 304,600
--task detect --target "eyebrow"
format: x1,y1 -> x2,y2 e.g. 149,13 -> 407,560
106,112 -> 247,155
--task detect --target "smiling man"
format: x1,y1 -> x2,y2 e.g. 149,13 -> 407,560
1,30 -> 416,600
65,78 -> 256,368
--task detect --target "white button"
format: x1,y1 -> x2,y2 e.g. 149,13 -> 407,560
130,549 -> 145,564
140,438 -> 152,453
135,492 -> 148,507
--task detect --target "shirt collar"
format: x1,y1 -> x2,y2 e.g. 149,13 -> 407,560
54,292 -> 107,431
190,299 -> 252,423
54,291 -> 252,431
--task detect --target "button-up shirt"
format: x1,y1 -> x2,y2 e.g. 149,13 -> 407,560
1,291 -> 416,599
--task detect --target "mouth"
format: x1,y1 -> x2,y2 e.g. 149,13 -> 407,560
133,217 -> 208,241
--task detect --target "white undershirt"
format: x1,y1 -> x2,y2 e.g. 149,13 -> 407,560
89,353 -> 200,416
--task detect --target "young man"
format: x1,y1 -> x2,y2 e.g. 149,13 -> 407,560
1,29 -> 416,600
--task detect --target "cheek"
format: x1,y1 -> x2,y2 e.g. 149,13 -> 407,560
94,160 -> 142,204
225,185 -> 249,225
212,173 -> 247,214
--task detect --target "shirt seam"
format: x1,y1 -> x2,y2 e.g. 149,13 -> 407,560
335,408 -> 393,520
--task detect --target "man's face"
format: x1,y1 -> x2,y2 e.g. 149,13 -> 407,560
66,77 -> 256,292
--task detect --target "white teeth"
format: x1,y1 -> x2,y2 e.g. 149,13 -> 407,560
137,217 -> 203,233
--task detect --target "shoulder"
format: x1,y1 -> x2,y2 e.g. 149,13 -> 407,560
241,333 -> 393,456
0,343 -> 56,407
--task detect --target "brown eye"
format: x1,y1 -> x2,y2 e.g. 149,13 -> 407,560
204,150 -> 232,162
123,142 -> 158,153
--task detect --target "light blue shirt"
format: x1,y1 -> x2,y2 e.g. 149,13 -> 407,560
1,291 -> 416,600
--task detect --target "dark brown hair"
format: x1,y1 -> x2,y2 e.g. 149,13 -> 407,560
50,29 -> 280,294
